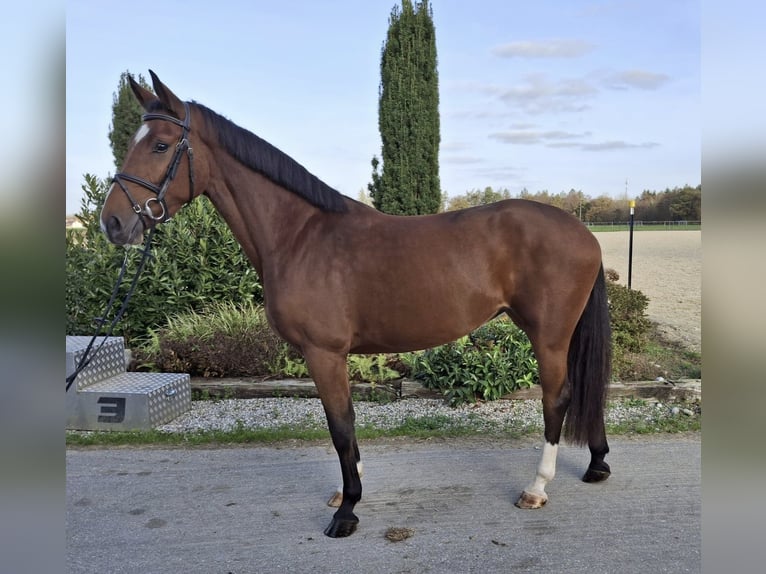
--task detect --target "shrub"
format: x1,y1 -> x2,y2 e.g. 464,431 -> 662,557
605,279 -> 651,353
137,301 -> 405,382
406,317 -> 539,405
66,174 -> 262,346
136,301 -> 294,377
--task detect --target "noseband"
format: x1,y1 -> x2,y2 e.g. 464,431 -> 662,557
113,102 -> 195,222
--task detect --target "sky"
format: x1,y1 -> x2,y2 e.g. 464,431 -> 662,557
65,0 -> 700,215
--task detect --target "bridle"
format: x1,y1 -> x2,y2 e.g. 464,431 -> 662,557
112,101 -> 196,223
66,103 -> 196,393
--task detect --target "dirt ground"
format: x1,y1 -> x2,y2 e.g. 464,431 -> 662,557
594,230 -> 701,353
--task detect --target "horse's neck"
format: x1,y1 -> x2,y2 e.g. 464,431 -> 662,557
204,165 -> 318,279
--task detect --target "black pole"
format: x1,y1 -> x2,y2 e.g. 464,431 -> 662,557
628,200 -> 635,290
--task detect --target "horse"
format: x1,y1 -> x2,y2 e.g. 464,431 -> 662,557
100,71 -> 612,538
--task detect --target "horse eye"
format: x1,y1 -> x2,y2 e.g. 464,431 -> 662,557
153,142 -> 169,153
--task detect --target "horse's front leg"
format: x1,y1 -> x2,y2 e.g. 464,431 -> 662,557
303,347 -> 362,538
327,443 -> 363,508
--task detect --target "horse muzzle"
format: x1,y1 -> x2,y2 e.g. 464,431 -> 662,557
101,211 -> 146,246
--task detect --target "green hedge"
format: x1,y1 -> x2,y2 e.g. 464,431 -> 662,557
409,276 -> 652,404
66,174 -> 261,346
406,318 -> 538,405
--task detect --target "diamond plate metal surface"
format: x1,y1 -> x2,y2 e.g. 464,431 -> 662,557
66,336 -> 125,390
69,372 -> 191,431
66,336 -> 190,430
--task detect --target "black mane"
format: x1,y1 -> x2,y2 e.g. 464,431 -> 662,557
192,102 -> 348,213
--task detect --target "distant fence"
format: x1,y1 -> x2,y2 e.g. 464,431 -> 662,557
585,220 -> 701,231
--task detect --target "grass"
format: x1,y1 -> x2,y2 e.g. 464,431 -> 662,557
613,325 -> 701,381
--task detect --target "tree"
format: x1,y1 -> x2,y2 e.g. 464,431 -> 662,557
445,186 -> 511,211
668,185 -> 701,221
369,0 -> 440,215
108,71 -> 152,169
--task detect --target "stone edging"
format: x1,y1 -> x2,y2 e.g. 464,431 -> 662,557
190,377 -> 701,402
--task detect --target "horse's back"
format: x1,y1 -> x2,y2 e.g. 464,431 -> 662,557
294,198 -> 602,353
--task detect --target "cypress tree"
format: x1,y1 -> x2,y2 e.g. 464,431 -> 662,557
369,0 -> 441,215
108,71 -> 152,169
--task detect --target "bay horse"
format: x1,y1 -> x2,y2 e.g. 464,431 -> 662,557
100,71 -> 612,538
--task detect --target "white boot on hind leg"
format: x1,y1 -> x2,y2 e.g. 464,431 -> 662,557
516,442 -> 558,509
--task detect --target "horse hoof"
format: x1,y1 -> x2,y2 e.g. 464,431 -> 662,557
515,491 -> 547,509
327,491 -> 343,508
582,468 -> 611,483
324,515 -> 359,538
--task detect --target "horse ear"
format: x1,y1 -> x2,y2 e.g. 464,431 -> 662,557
148,70 -> 186,119
129,74 -> 158,111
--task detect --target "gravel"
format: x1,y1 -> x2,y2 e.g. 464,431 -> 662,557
155,396 -> 700,435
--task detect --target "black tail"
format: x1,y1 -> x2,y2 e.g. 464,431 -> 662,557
563,264 -> 612,445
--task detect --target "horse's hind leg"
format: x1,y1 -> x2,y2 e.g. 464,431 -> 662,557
583,419 -> 610,482
516,344 -> 570,509
303,347 -> 362,538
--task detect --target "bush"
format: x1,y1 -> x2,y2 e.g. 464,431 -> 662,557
137,301 -> 405,383
406,317 -> 539,405
134,302 -> 299,377
66,174 -> 262,346
408,274 -> 653,405
605,279 -> 651,353
134,274 -> 653,403
135,301 -> 295,377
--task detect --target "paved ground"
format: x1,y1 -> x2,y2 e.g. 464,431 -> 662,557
67,435 -> 700,573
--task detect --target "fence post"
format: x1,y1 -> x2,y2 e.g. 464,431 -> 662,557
628,200 -> 635,289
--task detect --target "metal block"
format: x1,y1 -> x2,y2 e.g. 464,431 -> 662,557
66,336 -> 126,390
67,372 -> 191,431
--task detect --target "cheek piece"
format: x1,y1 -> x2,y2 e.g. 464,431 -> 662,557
112,101 -> 195,223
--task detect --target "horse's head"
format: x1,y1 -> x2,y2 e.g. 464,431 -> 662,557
100,71 -> 202,245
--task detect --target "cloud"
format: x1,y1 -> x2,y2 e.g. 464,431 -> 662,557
492,39 -> 595,59
606,70 -> 670,90
496,74 -> 597,114
577,140 -> 660,151
489,129 -> 660,152
440,141 -> 469,152
489,129 -> 591,145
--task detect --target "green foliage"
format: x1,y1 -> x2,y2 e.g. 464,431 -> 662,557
136,301 -> 285,377
407,318 -> 539,405
138,300 -> 405,383
603,277 -> 660,380
347,354 -> 401,383
605,280 -> 651,353
65,173 -> 261,346
406,279 -> 654,405
514,184 -> 701,223
369,0 -> 440,215
275,349 -> 310,379
108,71 -> 151,169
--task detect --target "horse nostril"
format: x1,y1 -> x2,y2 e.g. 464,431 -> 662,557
108,215 -> 122,234
103,215 -> 124,242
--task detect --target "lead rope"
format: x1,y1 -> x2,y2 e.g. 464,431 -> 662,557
66,227 -> 156,392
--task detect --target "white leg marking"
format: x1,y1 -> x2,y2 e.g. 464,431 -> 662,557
523,442 -> 559,498
132,124 -> 150,145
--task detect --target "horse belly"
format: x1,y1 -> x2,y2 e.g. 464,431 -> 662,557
350,278 -> 505,353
